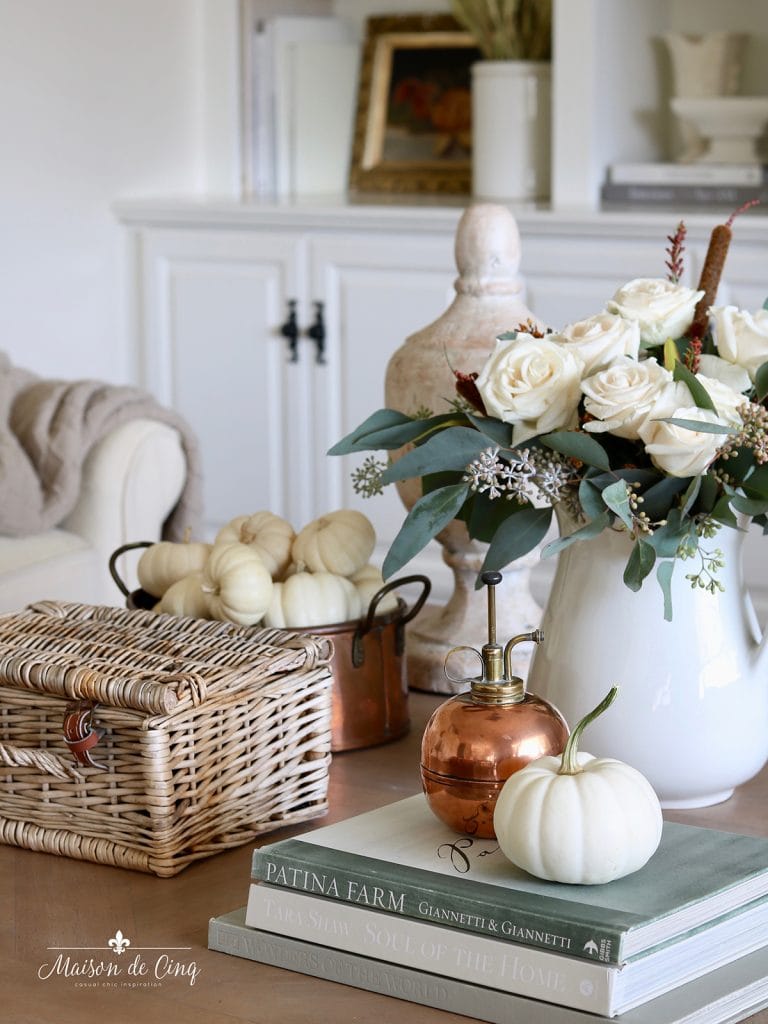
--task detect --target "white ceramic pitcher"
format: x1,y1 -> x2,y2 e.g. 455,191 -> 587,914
528,513 -> 768,808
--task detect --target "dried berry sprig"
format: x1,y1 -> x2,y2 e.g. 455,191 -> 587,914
716,401 -> 768,464
665,220 -> 687,283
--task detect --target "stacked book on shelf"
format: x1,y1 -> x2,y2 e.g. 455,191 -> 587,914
601,161 -> 768,209
209,793 -> 768,1024
241,12 -> 359,199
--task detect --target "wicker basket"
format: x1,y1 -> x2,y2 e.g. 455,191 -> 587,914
0,601 -> 333,876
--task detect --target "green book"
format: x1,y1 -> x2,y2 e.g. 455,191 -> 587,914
251,793 -> 768,966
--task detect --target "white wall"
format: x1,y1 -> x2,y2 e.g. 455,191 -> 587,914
0,0 -> 221,384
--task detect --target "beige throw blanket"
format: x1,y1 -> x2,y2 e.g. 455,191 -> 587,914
0,353 -> 202,539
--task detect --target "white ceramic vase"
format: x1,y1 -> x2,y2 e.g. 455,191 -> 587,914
471,60 -> 551,201
527,513 -> 768,809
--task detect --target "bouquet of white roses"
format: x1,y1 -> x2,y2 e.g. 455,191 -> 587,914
330,213 -> 768,618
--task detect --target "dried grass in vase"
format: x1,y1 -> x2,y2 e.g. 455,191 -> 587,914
451,0 -> 552,61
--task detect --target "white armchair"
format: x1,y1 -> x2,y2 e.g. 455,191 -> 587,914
0,418 -> 188,614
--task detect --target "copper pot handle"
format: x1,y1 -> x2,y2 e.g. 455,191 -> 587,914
352,574 -> 431,667
108,540 -> 154,597
361,574 -> 431,634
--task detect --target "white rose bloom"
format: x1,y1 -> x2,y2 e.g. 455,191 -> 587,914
696,374 -> 746,426
638,381 -> 731,478
697,353 -> 751,394
550,312 -> 641,374
581,356 -> 670,440
606,278 -> 704,347
709,305 -> 768,381
476,334 -> 584,444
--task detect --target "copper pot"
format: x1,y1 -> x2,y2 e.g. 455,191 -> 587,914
109,543 -> 431,752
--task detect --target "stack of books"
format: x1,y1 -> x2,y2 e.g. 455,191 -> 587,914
600,161 -> 768,209
209,793 -> 768,1023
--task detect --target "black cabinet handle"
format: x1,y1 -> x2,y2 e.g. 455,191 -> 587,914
306,301 -> 326,365
280,299 -> 299,362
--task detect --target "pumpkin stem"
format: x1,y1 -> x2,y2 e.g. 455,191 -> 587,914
558,686 -> 619,776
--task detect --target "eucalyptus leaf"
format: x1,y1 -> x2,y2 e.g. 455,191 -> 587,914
467,491 -> 525,543
659,417 -> 735,435
542,510 -> 611,559
697,473 -> 720,513
601,480 -> 633,530
382,483 -> 470,580
381,427 -> 493,483
329,411 -> 461,455
466,413 -> 514,447
744,464 -> 768,499
710,495 -> 739,529
755,360 -> 768,403
540,431 -> 611,471
644,510 -> 688,557
588,468 -> 659,490
578,478 -> 606,521
680,476 -> 701,517
479,506 -> 553,579
673,361 -> 717,413
729,492 -> 768,516
640,476 -> 687,521
656,560 -> 675,622
623,539 -> 656,592
328,408 -> 414,454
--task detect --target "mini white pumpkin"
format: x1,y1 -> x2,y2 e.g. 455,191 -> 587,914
493,688 -> 663,885
214,511 -> 295,580
263,571 -> 362,628
291,509 -> 375,577
155,572 -> 211,619
137,536 -> 212,598
201,542 -> 273,626
350,564 -> 399,617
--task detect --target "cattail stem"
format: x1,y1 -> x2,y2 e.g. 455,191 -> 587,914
689,224 -> 732,340
690,200 -> 760,340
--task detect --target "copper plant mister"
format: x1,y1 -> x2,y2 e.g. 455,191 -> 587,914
420,571 -> 569,839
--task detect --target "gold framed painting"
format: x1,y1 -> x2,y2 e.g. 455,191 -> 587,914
348,14 -> 481,196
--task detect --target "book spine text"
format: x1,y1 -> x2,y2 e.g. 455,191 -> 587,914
252,846 -> 622,964
245,883 -> 616,1015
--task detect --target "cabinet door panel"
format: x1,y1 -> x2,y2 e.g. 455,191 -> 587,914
139,230 -> 303,537
309,235 -> 455,567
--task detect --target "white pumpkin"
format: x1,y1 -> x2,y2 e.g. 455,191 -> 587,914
155,572 -> 211,619
263,571 -> 362,628
201,542 -> 273,626
350,564 -> 399,617
214,511 -> 295,580
137,538 -> 212,598
493,688 -> 663,885
291,510 -> 375,577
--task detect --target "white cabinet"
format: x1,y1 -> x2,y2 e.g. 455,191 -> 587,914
125,206 -> 458,546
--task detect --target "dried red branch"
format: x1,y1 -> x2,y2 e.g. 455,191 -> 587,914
665,220 -> 687,283
684,336 -> 702,374
454,370 -> 486,414
726,198 -> 760,228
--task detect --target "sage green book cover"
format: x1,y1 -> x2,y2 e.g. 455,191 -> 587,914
251,794 -> 768,966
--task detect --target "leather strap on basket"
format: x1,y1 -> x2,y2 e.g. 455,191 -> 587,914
63,700 -> 106,770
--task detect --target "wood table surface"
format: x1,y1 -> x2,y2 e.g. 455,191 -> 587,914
3,690 -> 768,1024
